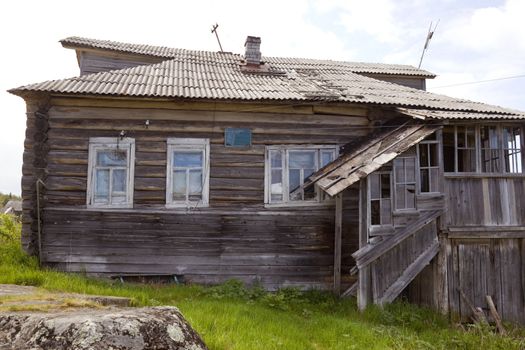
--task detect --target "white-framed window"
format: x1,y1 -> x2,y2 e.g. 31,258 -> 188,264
166,138 -> 210,208
87,137 -> 135,208
265,145 -> 337,205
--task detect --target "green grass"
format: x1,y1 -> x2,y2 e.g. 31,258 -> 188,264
0,214 -> 524,349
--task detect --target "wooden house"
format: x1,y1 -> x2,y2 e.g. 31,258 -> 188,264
9,36 -> 525,323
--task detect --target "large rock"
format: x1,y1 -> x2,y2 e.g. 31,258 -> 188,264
0,306 -> 207,350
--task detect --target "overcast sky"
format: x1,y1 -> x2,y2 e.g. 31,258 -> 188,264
1,0 -> 524,195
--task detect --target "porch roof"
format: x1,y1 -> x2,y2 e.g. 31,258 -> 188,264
304,116 -> 441,196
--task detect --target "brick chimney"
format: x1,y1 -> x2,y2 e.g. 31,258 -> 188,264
244,36 -> 261,65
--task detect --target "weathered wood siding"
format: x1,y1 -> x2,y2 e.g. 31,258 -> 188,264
34,98 -> 370,289
445,176 -> 525,227
446,237 -> 525,323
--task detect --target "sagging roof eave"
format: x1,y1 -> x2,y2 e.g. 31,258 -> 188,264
305,120 -> 442,197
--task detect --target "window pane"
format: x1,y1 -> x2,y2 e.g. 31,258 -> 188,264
406,184 -> 416,209
430,168 -> 440,192
303,168 -> 315,179
457,126 -> 475,148
270,150 -> 282,168
270,169 -> 283,201
189,169 -> 203,194
289,151 -> 315,168
370,174 -> 380,199
420,169 -> 429,193
371,200 -> 380,225
304,186 -> 316,200
111,195 -> 126,204
443,127 -> 455,172
289,169 -> 301,201
173,152 -> 202,167
481,149 -> 500,172
381,199 -> 392,224
173,170 -> 186,200
112,169 -> 126,193
419,145 -> 429,167
429,144 -> 438,167
380,174 -> 390,199
480,126 -> 499,149
321,151 -> 334,167
458,149 -> 476,172
97,150 -> 127,166
95,169 -> 110,200
396,184 -> 405,209
503,127 -> 523,173
394,159 -> 404,182
406,158 -> 416,182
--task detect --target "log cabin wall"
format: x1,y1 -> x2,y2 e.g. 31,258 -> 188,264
35,97 -> 371,290
20,98 -> 50,255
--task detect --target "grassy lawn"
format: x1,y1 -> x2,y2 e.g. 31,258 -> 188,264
1,214 -> 524,349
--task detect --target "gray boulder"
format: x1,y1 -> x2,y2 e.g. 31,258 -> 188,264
0,306 -> 207,350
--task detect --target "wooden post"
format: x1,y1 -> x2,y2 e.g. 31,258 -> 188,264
358,179 -> 371,310
435,233 -> 449,314
333,193 -> 343,295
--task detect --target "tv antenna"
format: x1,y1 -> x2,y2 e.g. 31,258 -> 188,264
418,20 -> 439,68
211,23 -> 224,52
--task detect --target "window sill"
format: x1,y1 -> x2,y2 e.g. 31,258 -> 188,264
392,210 -> 420,217
87,203 -> 133,209
166,202 -> 209,209
416,193 -> 444,199
264,201 -> 335,209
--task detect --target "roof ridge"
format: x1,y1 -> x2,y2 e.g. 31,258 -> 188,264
60,36 -> 436,78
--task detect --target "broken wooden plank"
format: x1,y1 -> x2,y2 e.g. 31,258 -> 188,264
342,281 -> 359,298
486,295 -> 506,335
457,287 -> 488,325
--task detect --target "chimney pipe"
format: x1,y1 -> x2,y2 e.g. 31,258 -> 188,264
244,36 -> 261,65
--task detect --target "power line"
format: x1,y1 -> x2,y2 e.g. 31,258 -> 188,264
431,74 -> 525,89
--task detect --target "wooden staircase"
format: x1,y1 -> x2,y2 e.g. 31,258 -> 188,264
350,210 -> 443,307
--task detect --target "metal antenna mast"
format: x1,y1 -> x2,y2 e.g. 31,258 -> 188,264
418,20 -> 439,68
211,23 -> 224,52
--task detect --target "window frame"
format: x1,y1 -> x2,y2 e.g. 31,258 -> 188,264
166,138 -> 210,208
393,155 -> 417,212
86,137 -> 135,209
417,139 -> 441,194
444,124 -> 525,175
264,145 -> 338,207
368,171 -> 393,228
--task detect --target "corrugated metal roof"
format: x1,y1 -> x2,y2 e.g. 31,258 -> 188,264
397,108 -> 525,120
60,36 -> 436,78
10,54 -> 525,118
